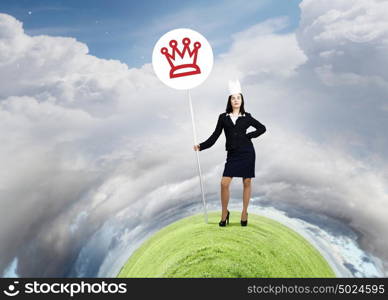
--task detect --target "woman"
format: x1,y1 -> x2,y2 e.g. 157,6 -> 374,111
193,82 -> 266,227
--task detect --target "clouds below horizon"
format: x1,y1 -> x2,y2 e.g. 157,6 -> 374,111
1,0 -> 388,277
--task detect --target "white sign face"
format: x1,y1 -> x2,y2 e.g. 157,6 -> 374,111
152,28 -> 213,90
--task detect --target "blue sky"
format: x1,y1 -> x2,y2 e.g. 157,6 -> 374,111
1,0 -> 388,278
0,0 -> 302,68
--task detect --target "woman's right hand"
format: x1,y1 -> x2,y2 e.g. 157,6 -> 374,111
193,144 -> 200,151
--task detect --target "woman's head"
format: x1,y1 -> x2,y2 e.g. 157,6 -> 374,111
226,93 -> 245,114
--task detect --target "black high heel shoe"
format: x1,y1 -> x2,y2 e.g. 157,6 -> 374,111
241,213 -> 248,226
219,210 -> 230,227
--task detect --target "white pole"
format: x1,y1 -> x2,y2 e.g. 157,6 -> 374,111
187,89 -> 208,224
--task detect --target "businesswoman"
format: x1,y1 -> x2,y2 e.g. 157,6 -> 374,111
193,91 -> 266,227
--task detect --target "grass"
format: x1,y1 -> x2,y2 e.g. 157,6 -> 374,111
117,211 -> 335,278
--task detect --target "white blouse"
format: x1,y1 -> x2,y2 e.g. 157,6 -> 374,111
227,112 -> 245,125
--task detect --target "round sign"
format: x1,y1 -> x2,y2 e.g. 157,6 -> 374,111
152,28 -> 213,90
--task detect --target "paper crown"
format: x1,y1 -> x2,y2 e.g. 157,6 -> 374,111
228,79 -> 242,95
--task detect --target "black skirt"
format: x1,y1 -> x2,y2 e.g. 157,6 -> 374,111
222,143 -> 256,178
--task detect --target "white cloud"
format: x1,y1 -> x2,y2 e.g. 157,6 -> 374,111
217,17 -> 308,80
296,0 -> 388,81
1,0 -> 388,277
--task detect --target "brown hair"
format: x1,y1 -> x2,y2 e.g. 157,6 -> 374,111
225,93 -> 245,114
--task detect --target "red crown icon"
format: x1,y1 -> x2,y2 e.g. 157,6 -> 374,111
161,37 -> 201,79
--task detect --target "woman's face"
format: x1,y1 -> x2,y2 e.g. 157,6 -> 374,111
230,93 -> 242,109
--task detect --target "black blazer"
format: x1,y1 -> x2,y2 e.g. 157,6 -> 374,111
199,112 -> 266,151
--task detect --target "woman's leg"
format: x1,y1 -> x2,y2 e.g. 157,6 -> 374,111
220,176 -> 232,220
242,178 -> 251,220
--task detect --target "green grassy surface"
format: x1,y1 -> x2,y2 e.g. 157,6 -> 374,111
117,211 -> 335,278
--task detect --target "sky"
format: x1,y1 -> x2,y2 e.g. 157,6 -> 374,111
0,0 -> 302,67
1,0 -> 388,278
